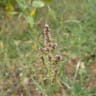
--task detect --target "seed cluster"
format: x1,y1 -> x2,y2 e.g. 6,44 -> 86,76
40,24 -> 62,62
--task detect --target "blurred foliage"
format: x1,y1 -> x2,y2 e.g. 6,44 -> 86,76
0,0 -> 52,28
0,0 -> 96,96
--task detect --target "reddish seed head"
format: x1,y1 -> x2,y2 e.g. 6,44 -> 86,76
39,47 -> 49,52
48,53 -> 53,59
45,24 -> 49,28
54,68 -> 58,73
49,42 -> 57,49
44,47 -> 50,51
40,93 -> 43,96
55,55 -> 62,61
44,24 -> 50,33
39,48 -> 43,51
44,24 -> 52,44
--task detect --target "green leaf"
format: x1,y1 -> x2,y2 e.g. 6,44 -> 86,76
27,16 -> 34,28
32,0 -> 45,8
16,0 -> 28,11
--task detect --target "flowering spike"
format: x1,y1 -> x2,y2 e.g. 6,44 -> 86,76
44,24 -> 52,46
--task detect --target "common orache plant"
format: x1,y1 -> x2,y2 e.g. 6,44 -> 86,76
39,24 -> 62,85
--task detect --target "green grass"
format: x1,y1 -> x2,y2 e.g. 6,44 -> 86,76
0,0 -> 96,96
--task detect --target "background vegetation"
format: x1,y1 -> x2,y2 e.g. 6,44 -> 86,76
0,0 -> 96,96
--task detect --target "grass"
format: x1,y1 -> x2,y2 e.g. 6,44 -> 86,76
0,0 -> 96,96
